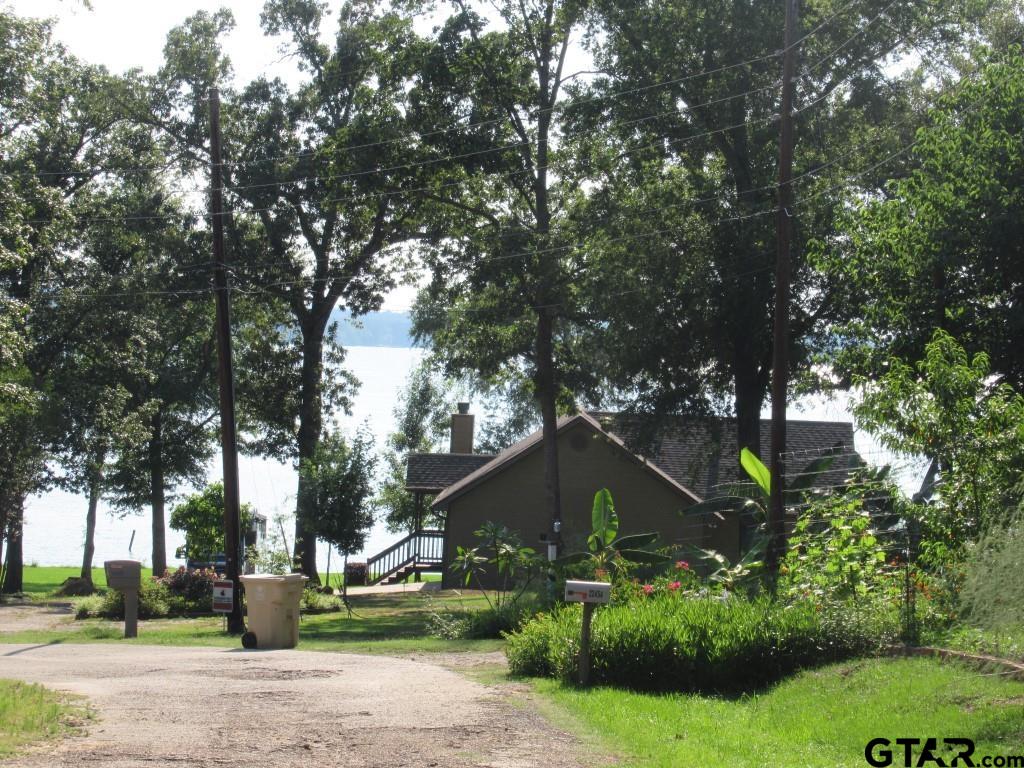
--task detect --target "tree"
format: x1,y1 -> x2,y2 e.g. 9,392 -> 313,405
297,429 -> 376,562
44,303 -> 154,589
578,0 -> 985,456
153,1 -> 432,581
83,168 -> 222,579
410,0 -> 595,549
0,11 -> 142,592
854,330 -> 1024,553
170,482 -> 256,563
818,46 -> 1024,389
377,361 -> 456,533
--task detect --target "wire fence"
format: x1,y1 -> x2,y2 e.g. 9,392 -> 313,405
669,446 -> 937,645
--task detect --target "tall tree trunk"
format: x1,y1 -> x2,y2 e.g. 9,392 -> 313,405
734,354 -> 765,461
535,311 -> 562,544
149,410 -> 167,577
1,496 -> 24,594
80,455 -> 104,588
294,330 -> 324,583
0,501 -> 6,583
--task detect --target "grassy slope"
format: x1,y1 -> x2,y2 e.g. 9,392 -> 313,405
0,680 -> 82,758
535,658 -> 1024,768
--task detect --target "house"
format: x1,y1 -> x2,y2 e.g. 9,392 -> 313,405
367,404 -> 855,586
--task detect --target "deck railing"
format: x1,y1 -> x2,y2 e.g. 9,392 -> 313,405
367,529 -> 444,585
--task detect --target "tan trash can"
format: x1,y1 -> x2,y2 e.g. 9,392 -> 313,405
240,574 -> 307,649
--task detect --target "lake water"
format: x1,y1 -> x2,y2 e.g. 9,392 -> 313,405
23,347 -> 919,570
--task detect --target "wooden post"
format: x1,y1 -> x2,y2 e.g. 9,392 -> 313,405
768,0 -> 800,584
123,587 -> 139,639
579,602 -> 595,686
414,492 -> 422,583
209,87 -> 244,634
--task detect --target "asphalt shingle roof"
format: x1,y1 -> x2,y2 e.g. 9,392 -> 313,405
405,452 -> 496,493
590,413 -> 856,499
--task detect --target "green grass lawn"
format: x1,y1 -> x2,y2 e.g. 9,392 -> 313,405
16,566 -> 155,599
0,679 -> 85,758
534,657 -> 1024,768
17,565 -> 439,598
1,585 -> 504,654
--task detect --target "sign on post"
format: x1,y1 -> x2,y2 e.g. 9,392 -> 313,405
212,579 -> 234,614
564,580 -> 610,686
564,580 -> 611,604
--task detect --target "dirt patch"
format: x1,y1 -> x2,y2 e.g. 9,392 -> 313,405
0,643 -> 602,768
0,603 -> 75,633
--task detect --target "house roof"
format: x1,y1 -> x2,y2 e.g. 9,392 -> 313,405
590,413 -> 856,499
405,452 -> 496,493
431,412 -> 703,509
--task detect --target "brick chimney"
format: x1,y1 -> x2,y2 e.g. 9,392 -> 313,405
450,402 -> 474,453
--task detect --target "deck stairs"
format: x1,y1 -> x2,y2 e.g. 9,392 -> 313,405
367,530 -> 444,586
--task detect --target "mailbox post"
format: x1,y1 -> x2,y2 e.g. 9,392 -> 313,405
104,560 -> 142,638
564,580 -> 611,686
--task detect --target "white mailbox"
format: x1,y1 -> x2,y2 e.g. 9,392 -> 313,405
564,580 -> 611,604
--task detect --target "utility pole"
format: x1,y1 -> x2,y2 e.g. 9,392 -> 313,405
768,0 -> 800,584
209,87 -> 244,634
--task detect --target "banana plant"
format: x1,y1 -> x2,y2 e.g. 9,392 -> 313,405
681,447 -> 843,587
555,488 -> 669,581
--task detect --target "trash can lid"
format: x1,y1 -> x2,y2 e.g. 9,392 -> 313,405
240,574 -> 308,584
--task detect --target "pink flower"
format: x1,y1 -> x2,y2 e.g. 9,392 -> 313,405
642,584 -> 654,595
668,581 -> 681,591
676,560 -> 689,571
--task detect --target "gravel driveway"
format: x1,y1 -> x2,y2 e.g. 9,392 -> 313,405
0,644 -> 598,768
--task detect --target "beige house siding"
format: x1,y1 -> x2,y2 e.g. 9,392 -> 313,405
440,420 -> 708,588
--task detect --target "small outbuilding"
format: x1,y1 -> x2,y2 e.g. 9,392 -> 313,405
393,406 -> 855,588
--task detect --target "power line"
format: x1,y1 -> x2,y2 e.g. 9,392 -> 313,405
217,82 -> 779,196
15,0 -> 880,181
201,0 -> 915,200
26,125 -> 927,305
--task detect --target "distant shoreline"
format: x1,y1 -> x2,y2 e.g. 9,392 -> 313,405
333,310 -> 413,348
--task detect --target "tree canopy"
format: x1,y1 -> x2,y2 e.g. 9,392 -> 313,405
818,46 -> 1024,387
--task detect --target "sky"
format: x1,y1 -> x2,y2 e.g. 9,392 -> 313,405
8,0 -> 307,86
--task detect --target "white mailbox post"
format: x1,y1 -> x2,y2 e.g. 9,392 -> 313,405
564,580 -> 611,686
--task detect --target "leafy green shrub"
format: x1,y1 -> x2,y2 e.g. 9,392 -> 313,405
299,587 -> 342,613
449,522 -> 543,616
245,543 -> 291,575
506,593 -> 891,693
818,598 -> 902,652
427,599 -> 536,640
156,567 -> 218,613
74,594 -> 105,619
75,579 -> 171,620
171,482 -> 257,562
555,489 -> 669,582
